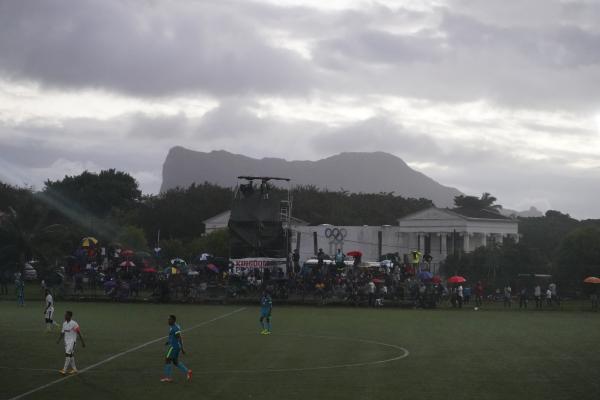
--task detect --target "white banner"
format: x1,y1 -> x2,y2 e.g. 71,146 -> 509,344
232,258 -> 287,268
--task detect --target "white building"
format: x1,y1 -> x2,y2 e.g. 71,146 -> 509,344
397,207 -> 519,261
292,207 -> 518,264
203,206 -> 518,265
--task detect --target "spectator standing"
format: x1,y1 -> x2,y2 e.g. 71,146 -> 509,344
545,288 -> 552,306
16,274 -> 25,306
457,285 -> 464,308
503,284 -> 512,308
519,287 -> 528,308
463,286 -> 472,305
549,282 -> 559,306
534,285 -> 542,309
475,281 -> 484,307
334,249 -> 345,270
368,280 -> 376,307
292,249 -> 300,275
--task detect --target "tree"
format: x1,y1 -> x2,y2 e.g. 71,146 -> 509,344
454,192 -> 501,212
556,227 -> 600,287
117,226 -> 149,251
43,169 -> 141,218
0,205 -> 65,273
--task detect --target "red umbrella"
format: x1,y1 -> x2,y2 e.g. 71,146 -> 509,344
347,250 -> 362,258
372,278 -> 384,284
119,261 -> 135,268
447,275 -> 466,283
431,276 -> 442,284
142,267 -> 157,273
583,276 -> 600,284
121,249 -> 134,257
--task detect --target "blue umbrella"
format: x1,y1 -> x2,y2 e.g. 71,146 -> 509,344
418,271 -> 433,281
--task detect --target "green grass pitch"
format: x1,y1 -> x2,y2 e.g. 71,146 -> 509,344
1,300 -> 599,400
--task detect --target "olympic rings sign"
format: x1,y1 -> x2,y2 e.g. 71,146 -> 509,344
325,227 -> 347,241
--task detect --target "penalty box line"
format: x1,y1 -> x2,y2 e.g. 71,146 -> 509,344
7,307 -> 246,400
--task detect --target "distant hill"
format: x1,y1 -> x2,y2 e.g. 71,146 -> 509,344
161,147 -> 463,207
500,206 -> 544,218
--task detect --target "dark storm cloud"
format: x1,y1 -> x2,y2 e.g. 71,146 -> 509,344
0,0 -> 314,97
1,0 -> 599,109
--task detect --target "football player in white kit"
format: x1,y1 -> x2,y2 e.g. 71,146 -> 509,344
56,310 -> 86,375
44,290 -> 59,332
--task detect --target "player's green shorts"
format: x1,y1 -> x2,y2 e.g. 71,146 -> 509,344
165,346 -> 180,360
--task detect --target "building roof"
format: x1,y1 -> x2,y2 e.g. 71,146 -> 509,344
451,207 -> 513,220
398,206 -> 516,223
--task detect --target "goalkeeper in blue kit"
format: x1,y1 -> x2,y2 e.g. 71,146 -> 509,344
259,291 -> 273,335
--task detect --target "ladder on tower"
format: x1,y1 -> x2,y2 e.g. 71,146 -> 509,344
280,200 -> 290,222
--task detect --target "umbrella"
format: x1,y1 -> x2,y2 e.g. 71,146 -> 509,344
347,250 -> 362,258
418,271 -> 433,281
207,263 -> 220,273
142,267 -> 157,273
583,276 -> 600,284
171,258 -> 186,266
448,275 -> 467,284
372,278 -> 384,284
121,249 -> 134,257
431,276 -> 442,284
81,237 -> 98,248
119,261 -> 136,268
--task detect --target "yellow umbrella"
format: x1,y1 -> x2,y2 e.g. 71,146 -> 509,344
81,237 -> 99,248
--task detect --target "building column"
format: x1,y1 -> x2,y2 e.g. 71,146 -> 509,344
440,233 -> 447,255
463,232 -> 470,252
481,232 -> 487,248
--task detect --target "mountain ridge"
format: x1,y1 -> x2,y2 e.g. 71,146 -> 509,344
161,147 -> 463,207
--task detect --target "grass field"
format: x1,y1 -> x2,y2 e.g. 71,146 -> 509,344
1,299 -> 599,400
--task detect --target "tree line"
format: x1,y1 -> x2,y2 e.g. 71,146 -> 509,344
1,170 -> 599,290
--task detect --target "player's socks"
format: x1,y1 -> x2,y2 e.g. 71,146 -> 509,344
63,357 -> 70,372
186,369 -> 193,381
70,357 -> 77,371
267,321 -> 272,332
176,362 -> 189,374
164,364 -> 173,377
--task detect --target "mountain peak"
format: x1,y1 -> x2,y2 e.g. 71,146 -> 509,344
161,147 -> 462,207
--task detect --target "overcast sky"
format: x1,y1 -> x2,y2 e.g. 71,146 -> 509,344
1,0 -> 599,218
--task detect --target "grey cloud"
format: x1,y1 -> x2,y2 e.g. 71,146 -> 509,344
128,113 -> 189,138
0,0 -> 314,97
316,29 -> 445,65
312,116 -> 442,158
522,122 -> 597,137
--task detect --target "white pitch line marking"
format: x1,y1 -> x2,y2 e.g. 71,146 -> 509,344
6,307 -> 246,400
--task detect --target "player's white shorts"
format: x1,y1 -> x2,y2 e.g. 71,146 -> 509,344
45,309 -> 54,320
65,340 -> 76,355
